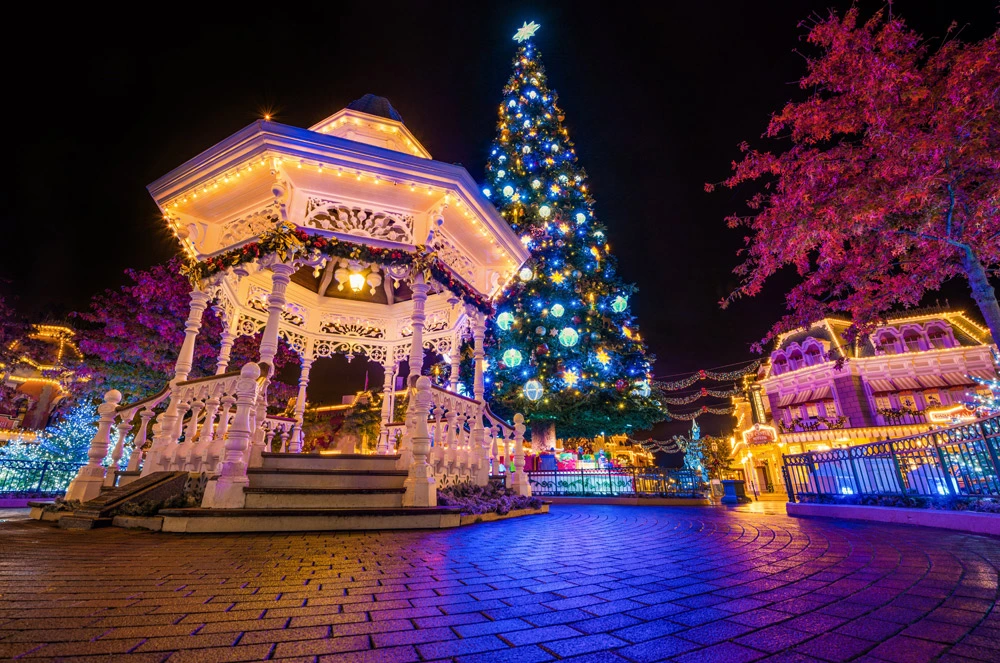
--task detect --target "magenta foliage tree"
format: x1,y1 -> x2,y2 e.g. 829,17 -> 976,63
711,8 -> 1000,348
72,258 -> 298,404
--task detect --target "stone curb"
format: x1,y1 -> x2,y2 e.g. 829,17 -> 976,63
543,496 -> 711,506
458,503 -> 549,526
787,502 -> 1000,537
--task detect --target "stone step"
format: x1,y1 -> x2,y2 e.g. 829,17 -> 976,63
158,506 -> 464,533
60,472 -> 189,530
246,468 -> 408,490
260,452 -> 401,472
244,488 -> 405,509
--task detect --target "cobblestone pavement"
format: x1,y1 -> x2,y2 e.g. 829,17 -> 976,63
1,505 -> 998,663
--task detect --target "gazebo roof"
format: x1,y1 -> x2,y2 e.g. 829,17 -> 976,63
345,94 -> 403,122
147,98 -> 529,300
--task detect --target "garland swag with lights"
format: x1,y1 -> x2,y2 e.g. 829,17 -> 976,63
654,361 -> 761,391
663,404 -> 736,421
476,25 -> 663,440
180,222 -> 492,315
662,385 -> 741,405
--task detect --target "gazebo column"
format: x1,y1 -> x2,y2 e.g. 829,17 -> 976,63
472,314 -> 486,403
216,330 -> 235,374
471,313 -> 488,485
258,263 -> 295,372
290,357 -> 313,454
174,290 -> 210,382
378,360 -> 398,454
449,334 -> 461,392
407,273 -> 429,385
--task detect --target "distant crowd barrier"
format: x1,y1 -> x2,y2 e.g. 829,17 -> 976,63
783,414 -> 1000,501
526,467 -> 705,497
0,459 -> 86,497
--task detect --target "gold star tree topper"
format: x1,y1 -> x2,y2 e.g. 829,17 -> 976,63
513,21 -> 540,43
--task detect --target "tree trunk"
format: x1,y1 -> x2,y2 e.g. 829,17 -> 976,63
961,248 -> 1000,345
530,421 -> 558,452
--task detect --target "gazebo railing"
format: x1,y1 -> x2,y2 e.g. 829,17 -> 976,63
783,414 -> 1000,502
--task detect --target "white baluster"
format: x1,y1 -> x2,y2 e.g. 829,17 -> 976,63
510,414 -> 532,497
402,376 -> 436,506
104,418 -> 133,487
66,390 -> 122,502
127,408 -> 156,472
203,363 -> 260,508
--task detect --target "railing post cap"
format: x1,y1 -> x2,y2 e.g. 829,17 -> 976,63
415,375 -> 431,389
241,363 -> 262,379
514,413 -> 524,424
104,389 -> 123,404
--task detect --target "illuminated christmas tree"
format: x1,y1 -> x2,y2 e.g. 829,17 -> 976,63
481,22 -> 663,444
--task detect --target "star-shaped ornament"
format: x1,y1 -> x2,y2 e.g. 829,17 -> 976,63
513,21 -> 541,43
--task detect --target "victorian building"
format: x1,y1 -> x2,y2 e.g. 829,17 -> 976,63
732,307 -> 997,495
0,324 -> 82,442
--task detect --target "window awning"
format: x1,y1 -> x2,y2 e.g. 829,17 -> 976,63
774,385 -> 833,408
866,378 -> 895,393
891,376 -> 922,390
915,374 -> 948,388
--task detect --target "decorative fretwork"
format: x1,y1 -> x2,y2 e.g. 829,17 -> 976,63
399,310 -> 450,337
236,314 -> 265,338
424,336 -> 454,357
319,314 -> 387,338
430,228 -> 476,284
283,302 -> 307,327
220,202 -> 281,247
247,286 -> 306,327
303,198 -> 414,243
312,339 -> 387,364
393,344 -> 412,364
278,329 -> 308,356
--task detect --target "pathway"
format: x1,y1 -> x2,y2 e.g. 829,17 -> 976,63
0,504 -> 997,662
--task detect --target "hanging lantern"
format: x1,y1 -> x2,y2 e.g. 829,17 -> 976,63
348,271 -> 365,292
524,380 -> 543,401
558,327 -> 579,347
502,349 -> 523,367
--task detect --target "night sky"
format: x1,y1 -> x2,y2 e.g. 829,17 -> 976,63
2,2 -> 996,437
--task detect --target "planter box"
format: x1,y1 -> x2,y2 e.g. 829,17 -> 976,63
112,515 -> 164,531
787,502 -> 1000,537
459,504 -> 550,526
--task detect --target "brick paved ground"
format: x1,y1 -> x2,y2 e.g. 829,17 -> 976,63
0,504 -> 998,663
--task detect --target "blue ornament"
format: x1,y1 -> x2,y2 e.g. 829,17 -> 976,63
524,380 -> 544,401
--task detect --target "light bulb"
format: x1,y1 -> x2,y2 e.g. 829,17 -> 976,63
349,272 -> 365,293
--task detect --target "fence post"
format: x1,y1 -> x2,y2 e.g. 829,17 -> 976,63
976,420 -> 1000,493
35,461 -> 49,493
888,442 -> 909,497
65,390 -> 122,502
847,450 -> 863,496
930,433 -> 955,496
781,457 -> 795,502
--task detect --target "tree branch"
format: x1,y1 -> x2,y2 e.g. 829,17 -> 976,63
895,229 -> 968,250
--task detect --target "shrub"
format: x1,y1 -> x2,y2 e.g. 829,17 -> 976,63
437,482 -> 543,515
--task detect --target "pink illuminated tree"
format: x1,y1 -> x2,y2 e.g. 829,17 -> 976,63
72,259 -> 297,405
711,8 -> 1000,348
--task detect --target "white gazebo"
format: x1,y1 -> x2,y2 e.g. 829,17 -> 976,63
66,95 -> 533,518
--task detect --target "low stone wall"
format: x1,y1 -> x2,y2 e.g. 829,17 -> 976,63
543,496 -> 711,506
458,503 -> 549,526
787,502 -> 1000,537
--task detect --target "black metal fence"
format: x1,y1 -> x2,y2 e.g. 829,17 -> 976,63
0,459 -> 84,497
783,414 -> 1000,501
527,467 -> 705,497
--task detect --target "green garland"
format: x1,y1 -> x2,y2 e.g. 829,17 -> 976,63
181,222 -> 493,314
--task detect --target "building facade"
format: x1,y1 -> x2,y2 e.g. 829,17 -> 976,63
732,308 -> 997,495
0,324 -> 82,442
